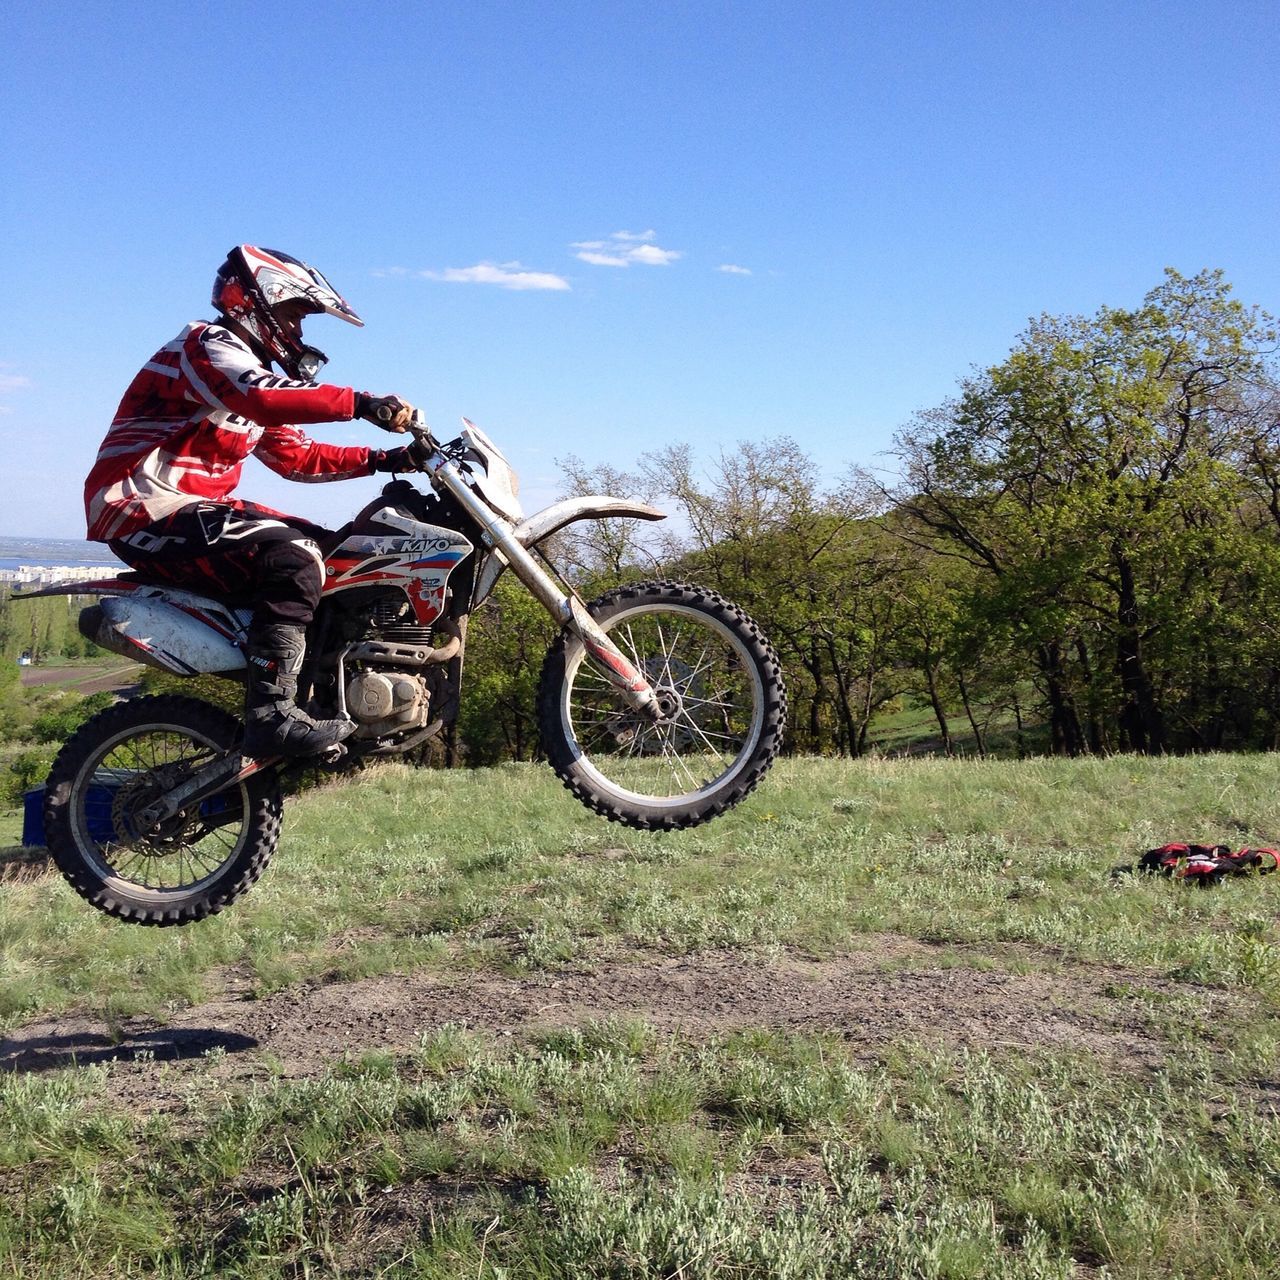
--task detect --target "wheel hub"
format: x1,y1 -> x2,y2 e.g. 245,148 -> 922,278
110,768 -> 198,850
601,657 -> 701,751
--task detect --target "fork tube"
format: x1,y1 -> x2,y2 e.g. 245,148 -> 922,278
423,456 -> 659,715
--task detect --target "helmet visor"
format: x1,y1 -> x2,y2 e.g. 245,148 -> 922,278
257,247 -> 364,328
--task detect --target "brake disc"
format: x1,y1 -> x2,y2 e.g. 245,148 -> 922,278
110,768 -> 196,850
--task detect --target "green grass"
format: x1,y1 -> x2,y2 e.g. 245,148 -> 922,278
867,695 -> 958,751
4,753 -> 1280,1026
0,807 -> 21,848
5,754 -> 1280,1277
867,687 -> 1042,757
1,1023 -> 1277,1278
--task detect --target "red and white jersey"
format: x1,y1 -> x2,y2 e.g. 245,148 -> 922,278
85,322 -> 374,541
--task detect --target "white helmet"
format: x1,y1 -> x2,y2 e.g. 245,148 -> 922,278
212,245 -> 363,380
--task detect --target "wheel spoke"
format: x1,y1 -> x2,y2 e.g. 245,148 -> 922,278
74,724 -> 252,893
683,688 -> 737,711
557,596 -> 772,805
654,620 -> 675,690
669,739 -> 704,788
674,642 -> 716,692
679,713 -> 733,757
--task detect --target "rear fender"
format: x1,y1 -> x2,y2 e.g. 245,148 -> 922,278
472,496 -> 666,605
13,576 -> 141,599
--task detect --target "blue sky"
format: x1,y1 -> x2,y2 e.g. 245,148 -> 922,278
2,0 -> 1277,537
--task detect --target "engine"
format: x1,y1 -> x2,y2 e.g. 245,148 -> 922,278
345,669 -> 431,738
340,596 -> 458,741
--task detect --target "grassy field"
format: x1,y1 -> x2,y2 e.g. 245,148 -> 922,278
2,753 -> 1280,1277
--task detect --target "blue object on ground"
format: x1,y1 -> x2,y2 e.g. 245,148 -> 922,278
23,782 -> 231,847
22,786 -> 45,847
24,783 -> 119,847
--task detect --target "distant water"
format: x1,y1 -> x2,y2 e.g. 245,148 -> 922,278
0,537 -> 126,571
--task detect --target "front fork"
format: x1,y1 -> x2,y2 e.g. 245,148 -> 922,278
565,596 -> 661,710
422,449 -> 662,719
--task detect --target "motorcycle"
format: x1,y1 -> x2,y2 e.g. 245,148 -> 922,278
32,416 -> 786,926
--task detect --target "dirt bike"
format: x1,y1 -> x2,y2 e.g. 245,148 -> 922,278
31,416 -> 786,926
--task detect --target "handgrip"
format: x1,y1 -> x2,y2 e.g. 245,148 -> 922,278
407,412 -> 438,459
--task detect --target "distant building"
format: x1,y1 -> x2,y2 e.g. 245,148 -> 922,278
0,565 -> 123,588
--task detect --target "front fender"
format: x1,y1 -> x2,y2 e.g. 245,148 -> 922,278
473,495 -> 666,605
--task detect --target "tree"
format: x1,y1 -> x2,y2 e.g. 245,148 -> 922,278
454,577 -> 558,764
554,455 -> 666,590
894,268 -> 1280,753
641,439 -> 903,755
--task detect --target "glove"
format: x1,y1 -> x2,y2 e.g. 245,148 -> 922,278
371,442 -> 435,478
370,445 -> 429,474
354,393 -> 416,432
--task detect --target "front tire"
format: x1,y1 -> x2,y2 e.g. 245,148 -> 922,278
43,695 -> 282,926
537,582 -> 786,830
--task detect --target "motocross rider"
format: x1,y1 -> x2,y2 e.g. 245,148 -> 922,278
83,244 -> 422,758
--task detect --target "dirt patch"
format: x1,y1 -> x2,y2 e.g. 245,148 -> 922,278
0,937 -> 1240,1107
18,663 -> 138,694
0,846 -> 52,883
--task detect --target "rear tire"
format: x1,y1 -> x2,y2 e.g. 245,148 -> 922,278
43,695 -> 281,926
537,581 -> 786,830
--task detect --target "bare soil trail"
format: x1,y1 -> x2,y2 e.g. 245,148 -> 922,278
18,662 -> 138,694
0,937 -> 1242,1110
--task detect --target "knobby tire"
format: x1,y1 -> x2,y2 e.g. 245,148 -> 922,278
43,694 -> 281,926
537,581 -> 786,830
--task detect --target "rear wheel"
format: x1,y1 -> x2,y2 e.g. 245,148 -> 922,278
43,695 -> 281,926
537,582 -> 786,830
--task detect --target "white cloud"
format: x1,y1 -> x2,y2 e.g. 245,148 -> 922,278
422,262 -> 571,292
0,368 -> 31,393
575,250 -> 631,268
370,266 -> 412,278
718,263 -> 752,275
572,230 -> 681,268
628,244 -> 681,266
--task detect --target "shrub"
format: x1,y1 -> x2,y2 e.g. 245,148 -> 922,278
2,745 -> 58,807
31,691 -> 115,743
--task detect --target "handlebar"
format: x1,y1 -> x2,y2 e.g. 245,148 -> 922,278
370,400 -> 433,444
366,407 -> 440,471
407,411 -> 437,451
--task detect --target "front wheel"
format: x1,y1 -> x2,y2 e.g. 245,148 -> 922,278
537,582 -> 786,830
43,695 -> 282,926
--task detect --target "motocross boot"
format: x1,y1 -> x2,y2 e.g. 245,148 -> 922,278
242,622 -> 355,758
